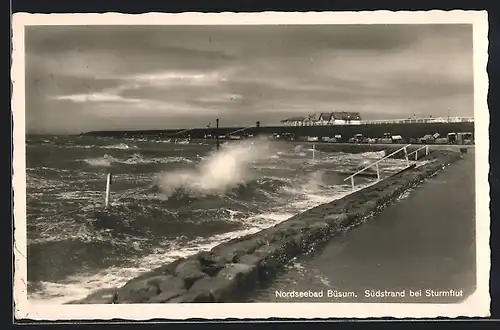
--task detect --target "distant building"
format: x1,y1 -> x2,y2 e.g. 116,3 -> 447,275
280,112 -> 362,126
279,112 -> 475,126
280,116 -> 307,126
331,111 -> 362,125
316,112 -> 333,125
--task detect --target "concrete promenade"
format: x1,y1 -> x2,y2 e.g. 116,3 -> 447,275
249,148 -> 476,303
300,142 -> 474,151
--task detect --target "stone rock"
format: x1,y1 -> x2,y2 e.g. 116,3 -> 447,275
67,288 -> 118,304
238,253 -> 263,267
123,258 -> 186,286
196,251 -> 226,276
148,275 -> 186,293
219,263 -> 259,284
186,263 -> 258,302
147,288 -> 187,303
174,259 -> 207,288
116,275 -> 187,303
167,289 -> 214,303
301,222 -> 331,243
324,213 -> 348,227
361,200 -> 377,210
212,239 -> 261,263
292,234 -> 306,250
251,243 -> 292,277
275,221 -> 300,240
274,221 -> 306,237
116,278 -> 160,303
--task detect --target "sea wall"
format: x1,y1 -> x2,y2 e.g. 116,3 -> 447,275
70,149 -> 464,304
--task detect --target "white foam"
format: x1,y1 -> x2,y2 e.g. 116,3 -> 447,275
101,143 -> 136,150
359,150 -> 386,158
121,154 -> 193,165
83,155 -> 117,167
156,139 -> 274,197
83,154 -> 193,167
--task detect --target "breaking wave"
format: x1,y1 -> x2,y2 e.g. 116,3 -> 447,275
101,143 -> 137,150
155,139 -> 274,197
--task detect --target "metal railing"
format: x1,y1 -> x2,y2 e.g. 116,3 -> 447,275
343,144 -> 412,191
360,117 -> 474,125
227,125 -> 256,136
406,145 -> 430,161
167,127 -> 194,137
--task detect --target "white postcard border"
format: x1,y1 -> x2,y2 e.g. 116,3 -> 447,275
12,10 -> 491,320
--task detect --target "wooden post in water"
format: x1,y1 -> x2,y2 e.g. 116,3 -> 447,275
425,145 -> 429,155
216,118 -> 220,151
415,150 -> 418,161
350,176 -> 355,191
376,163 -> 380,181
105,173 -> 112,208
312,144 -> 315,160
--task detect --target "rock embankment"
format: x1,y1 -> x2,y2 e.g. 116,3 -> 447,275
70,149 -> 464,304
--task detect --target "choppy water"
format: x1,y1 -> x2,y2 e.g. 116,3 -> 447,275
25,135 -> 411,304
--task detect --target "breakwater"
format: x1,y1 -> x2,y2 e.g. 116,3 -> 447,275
69,147 -> 464,304
82,122 -> 474,142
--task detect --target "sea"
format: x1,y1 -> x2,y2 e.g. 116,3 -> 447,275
25,135 -> 413,304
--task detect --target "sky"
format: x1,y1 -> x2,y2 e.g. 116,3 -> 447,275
24,24 -> 474,134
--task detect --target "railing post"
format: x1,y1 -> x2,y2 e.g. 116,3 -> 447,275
350,176 -> 355,191
425,145 -> 429,155
403,146 -> 409,166
415,150 -> 418,161
376,163 -> 380,181
312,144 -> 315,160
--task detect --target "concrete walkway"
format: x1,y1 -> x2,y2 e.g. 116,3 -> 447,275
305,141 -> 474,151
248,149 -> 476,303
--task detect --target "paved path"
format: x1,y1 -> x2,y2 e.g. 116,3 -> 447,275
301,141 -> 474,150
248,149 -> 476,303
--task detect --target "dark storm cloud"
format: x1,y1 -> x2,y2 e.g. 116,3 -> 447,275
24,24 -> 473,134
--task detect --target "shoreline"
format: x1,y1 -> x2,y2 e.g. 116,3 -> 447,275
69,147 -> 466,304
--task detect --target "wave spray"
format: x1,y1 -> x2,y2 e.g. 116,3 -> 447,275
155,139 -> 274,197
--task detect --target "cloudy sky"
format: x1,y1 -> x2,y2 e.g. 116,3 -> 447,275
25,24 -> 473,134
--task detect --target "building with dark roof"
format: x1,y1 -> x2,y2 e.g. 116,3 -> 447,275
281,112 -> 362,126
279,116 -> 308,126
